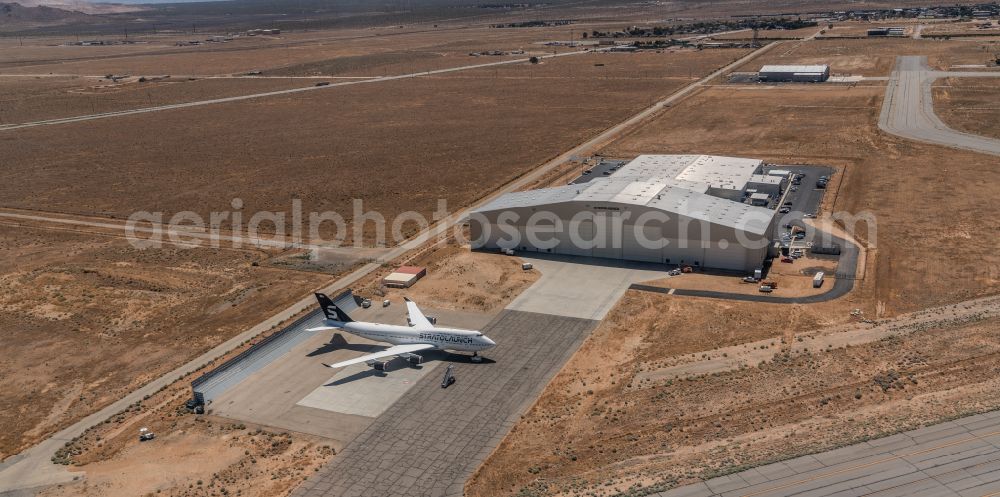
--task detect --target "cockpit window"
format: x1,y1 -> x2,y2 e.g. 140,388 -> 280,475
476,333 -> 483,337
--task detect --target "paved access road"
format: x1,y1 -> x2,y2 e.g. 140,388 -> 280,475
879,56 -> 1000,156
660,412 -> 1000,497
291,310 -> 595,497
629,225 -> 859,304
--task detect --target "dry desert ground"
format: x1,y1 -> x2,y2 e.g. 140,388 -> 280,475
5,12 -> 1000,497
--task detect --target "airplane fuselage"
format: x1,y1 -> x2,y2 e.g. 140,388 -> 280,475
325,319 -> 495,353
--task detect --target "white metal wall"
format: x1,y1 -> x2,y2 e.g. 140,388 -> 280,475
470,203 -> 771,271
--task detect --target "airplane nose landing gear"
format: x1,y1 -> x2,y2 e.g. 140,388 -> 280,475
471,352 -> 483,363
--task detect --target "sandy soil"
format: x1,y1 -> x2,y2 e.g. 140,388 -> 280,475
922,20 -> 1000,37
933,77 -> 1000,139
0,24 -> 593,77
467,291 -> 1000,497
377,242 -> 539,314
0,76 -> 311,124
0,225 -> 329,459
710,25 -> 821,40
0,50 -> 743,245
41,377 -> 334,497
738,38 -> 1000,76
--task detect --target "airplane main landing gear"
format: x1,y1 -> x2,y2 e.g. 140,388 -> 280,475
471,352 -> 483,363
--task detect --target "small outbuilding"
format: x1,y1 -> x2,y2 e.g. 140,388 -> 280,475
748,192 -> 771,206
382,266 -> 426,288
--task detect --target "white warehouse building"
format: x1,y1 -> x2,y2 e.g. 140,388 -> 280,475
469,154 -> 780,272
758,64 -> 830,82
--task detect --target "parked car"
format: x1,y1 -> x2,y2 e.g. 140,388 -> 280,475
582,170 -> 592,175
804,213 -> 817,219
759,285 -> 773,293
781,257 -> 794,263
315,81 -> 330,86
779,207 -> 791,213
783,201 -> 793,206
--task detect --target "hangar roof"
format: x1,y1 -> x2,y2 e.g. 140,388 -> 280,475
473,154 -> 776,235
614,154 -> 763,190
748,174 -> 784,185
759,64 -> 830,74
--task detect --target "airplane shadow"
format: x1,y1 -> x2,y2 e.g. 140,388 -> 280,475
309,334 -> 497,366
317,349 -> 497,386
324,368 -> 388,386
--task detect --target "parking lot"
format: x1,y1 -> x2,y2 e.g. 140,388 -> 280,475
764,165 -> 835,258
569,158 -> 626,184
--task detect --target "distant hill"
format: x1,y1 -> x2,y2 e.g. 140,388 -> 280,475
0,2 -> 91,23
13,0 -> 140,14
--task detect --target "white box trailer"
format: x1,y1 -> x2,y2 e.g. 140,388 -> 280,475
813,271 -> 825,288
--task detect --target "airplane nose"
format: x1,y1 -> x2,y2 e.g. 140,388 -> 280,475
485,337 -> 496,346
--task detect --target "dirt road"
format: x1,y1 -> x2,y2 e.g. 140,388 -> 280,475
634,294 -> 1000,382
0,49 -> 590,131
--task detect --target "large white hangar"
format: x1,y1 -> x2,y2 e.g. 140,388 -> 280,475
469,155 -> 782,271
758,64 -> 830,83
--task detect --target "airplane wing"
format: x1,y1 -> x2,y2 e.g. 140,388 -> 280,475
322,343 -> 435,369
404,297 -> 434,328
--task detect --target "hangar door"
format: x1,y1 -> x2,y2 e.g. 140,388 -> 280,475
592,213 -> 623,260
557,218 -> 594,257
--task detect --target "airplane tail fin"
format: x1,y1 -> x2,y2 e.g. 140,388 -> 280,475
315,290 -> 356,323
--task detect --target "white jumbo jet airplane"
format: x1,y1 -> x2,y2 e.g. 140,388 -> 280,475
307,291 -> 496,371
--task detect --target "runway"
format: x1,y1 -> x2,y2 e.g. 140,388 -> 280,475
660,412 -> 1000,497
879,55 -> 1000,156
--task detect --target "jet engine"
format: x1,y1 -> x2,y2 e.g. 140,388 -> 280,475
368,360 -> 392,371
